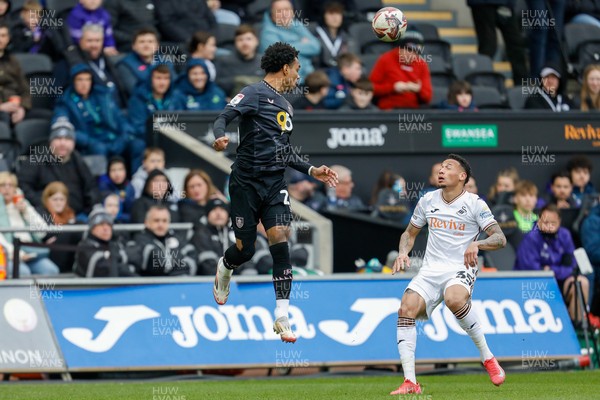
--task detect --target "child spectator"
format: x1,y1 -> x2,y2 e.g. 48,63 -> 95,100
439,80 -> 478,111
130,169 -> 179,224
131,147 -> 165,199
9,0 -> 45,54
293,71 -> 330,110
339,77 -> 377,110
53,64 -> 144,171
189,31 -> 218,81
0,0 -> 10,24
127,64 -> 184,141
515,204 -> 590,323
175,58 -> 226,111
313,2 -> 355,68
541,171 -> 578,209
370,30 -> 432,109
487,167 -> 519,206
324,53 -> 363,109
513,180 -> 539,234
98,156 -> 135,222
567,155 -> 596,206
579,65 -> 600,111
67,0 -> 118,56
116,28 -> 161,96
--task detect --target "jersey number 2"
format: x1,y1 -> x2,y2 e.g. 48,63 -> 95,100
280,189 -> 291,205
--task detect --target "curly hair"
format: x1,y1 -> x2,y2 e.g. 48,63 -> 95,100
260,42 -> 299,73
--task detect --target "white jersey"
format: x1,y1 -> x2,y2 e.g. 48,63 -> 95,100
410,189 -> 497,270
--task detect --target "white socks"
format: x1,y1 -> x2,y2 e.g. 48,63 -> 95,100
275,299 -> 289,320
397,317 -> 417,383
218,258 -> 233,278
454,301 -> 493,362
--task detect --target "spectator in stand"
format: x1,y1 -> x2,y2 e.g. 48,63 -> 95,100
339,78 -> 377,111
582,202 -> 600,319
259,0 -> 321,83
370,172 -> 411,223
39,181 -> 82,272
525,0 -> 566,77
0,23 -> 31,125
305,0 -> 358,23
566,0 -> 600,29
98,156 -> 135,223
9,0 -> 46,54
370,30 -> 432,110
539,171 -> 579,209
104,0 -> 157,52
567,155 -> 596,206
175,58 -> 226,111
191,199 -> 248,275
127,64 -> 184,141
178,169 -> 225,225
215,24 -> 263,97
67,0 -> 118,56
465,176 -> 479,195
0,0 -> 10,24
287,170 -> 326,212
55,23 -> 127,106
312,2 -> 355,69
323,53 -> 363,109
131,169 -> 179,224
155,0 -> 216,44
126,205 -> 196,276
293,71 -> 330,110
524,62 -> 573,111
579,64 -> 600,111
102,193 -> 131,243
515,204 -> 590,322
53,64 -> 144,171
116,28 -> 161,96
513,180 -> 539,234
324,165 -> 366,211
188,31 -> 218,81
18,118 -> 100,218
75,205 -> 137,277
131,147 -> 165,198
207,0 -> 241,26
0,172 -> 60,277
424,161 -> 443,193
487,167 -> 519,206
438,80 -> 478,111
467,0 -> 528,84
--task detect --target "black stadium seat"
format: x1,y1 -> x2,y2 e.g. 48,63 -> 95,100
412,23 -> 439,41
217,23 -> 238,52
471,86 -> 505,108
431,85 -> 449,106
577,40 -> 600,73
507,86 -> 527,110
565,23 -> 600,59
349,22 -> 395,55
14,118 -> 51,155
12,53 -> 53,76
423,39 -> 452,66
452,53 -> 495,80
361,54 -> 380,76
465,71 -> 507,97
45,0 -> 77,14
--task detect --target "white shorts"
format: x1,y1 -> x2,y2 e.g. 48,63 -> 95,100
406,265 -> 478,319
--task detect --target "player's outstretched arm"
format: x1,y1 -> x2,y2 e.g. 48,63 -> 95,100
393,223 -> 421,274
310,166 -> 339,188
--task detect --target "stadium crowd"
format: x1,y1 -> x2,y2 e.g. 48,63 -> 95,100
0,0 -> 598,324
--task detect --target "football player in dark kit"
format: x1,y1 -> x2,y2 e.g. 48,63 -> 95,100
211,42 -> 338,343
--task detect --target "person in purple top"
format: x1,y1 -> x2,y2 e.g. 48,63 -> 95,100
515,203 -> 590,322
67,0 -> 118,56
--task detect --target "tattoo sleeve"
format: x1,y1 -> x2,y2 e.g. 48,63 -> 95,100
478,223 -> 507,250
399,224 -> 421,255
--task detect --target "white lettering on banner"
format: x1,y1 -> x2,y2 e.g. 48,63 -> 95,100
62,305 -> 160,352
326,126 -> 387,149
318,298 -> 401,346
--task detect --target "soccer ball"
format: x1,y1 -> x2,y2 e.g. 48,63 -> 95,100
372,7 -> 408,43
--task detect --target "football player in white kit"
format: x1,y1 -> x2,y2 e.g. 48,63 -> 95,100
389,154 -> 507,395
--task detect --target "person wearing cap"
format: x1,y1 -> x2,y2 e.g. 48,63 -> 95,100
126,205 -> 196,276
17,117 -> 100,219
191,198 -> 254,275
369,30 -> 432,110
75,206 -> 137,277
53,63 -> 145,171
98,156 -> 135,223
524,63 -> 573,111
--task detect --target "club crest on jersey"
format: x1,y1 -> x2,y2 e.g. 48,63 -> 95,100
457,206 -> 467,215
229,93 -> 244,107
236,217 -> 244,228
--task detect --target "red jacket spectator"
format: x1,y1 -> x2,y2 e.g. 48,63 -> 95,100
369,31 -> 432,109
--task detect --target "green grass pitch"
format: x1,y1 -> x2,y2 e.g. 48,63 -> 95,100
2,370 -> 598,400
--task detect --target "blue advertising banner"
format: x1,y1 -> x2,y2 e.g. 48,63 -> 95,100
41,276 -> 581,370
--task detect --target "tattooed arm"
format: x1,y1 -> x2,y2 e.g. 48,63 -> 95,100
478,223 -> 507,251
392,223 -> 422,273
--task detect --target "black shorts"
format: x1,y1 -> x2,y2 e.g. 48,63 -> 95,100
229,169 -> 292,240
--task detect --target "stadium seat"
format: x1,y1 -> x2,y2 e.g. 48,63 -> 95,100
14,118 -> 51,155
349,22 -> 395,55
471,86 -> 505,108
430,72 -> 455,88
423,39 -> 452,66
217,23 -> 238,52
246,0 -> 271,23
429,54 -> 452,74
12,53 -> 53,76
483,241 -> 516,271
565,23 -> 600,59
452,53 -> 495,80
507,86 -> 527,110
465,71 -> 507,97
577,40 -> 600,74
431,85 -> 449,107
82,155 -> 107,177
412,23 -> 439,41
361,53 -> 380,76
45,0 -> 78,14
0,121 -> 17,171
356,0 -> 383,20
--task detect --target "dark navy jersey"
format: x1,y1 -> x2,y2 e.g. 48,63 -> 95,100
223,80 -> 307,176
